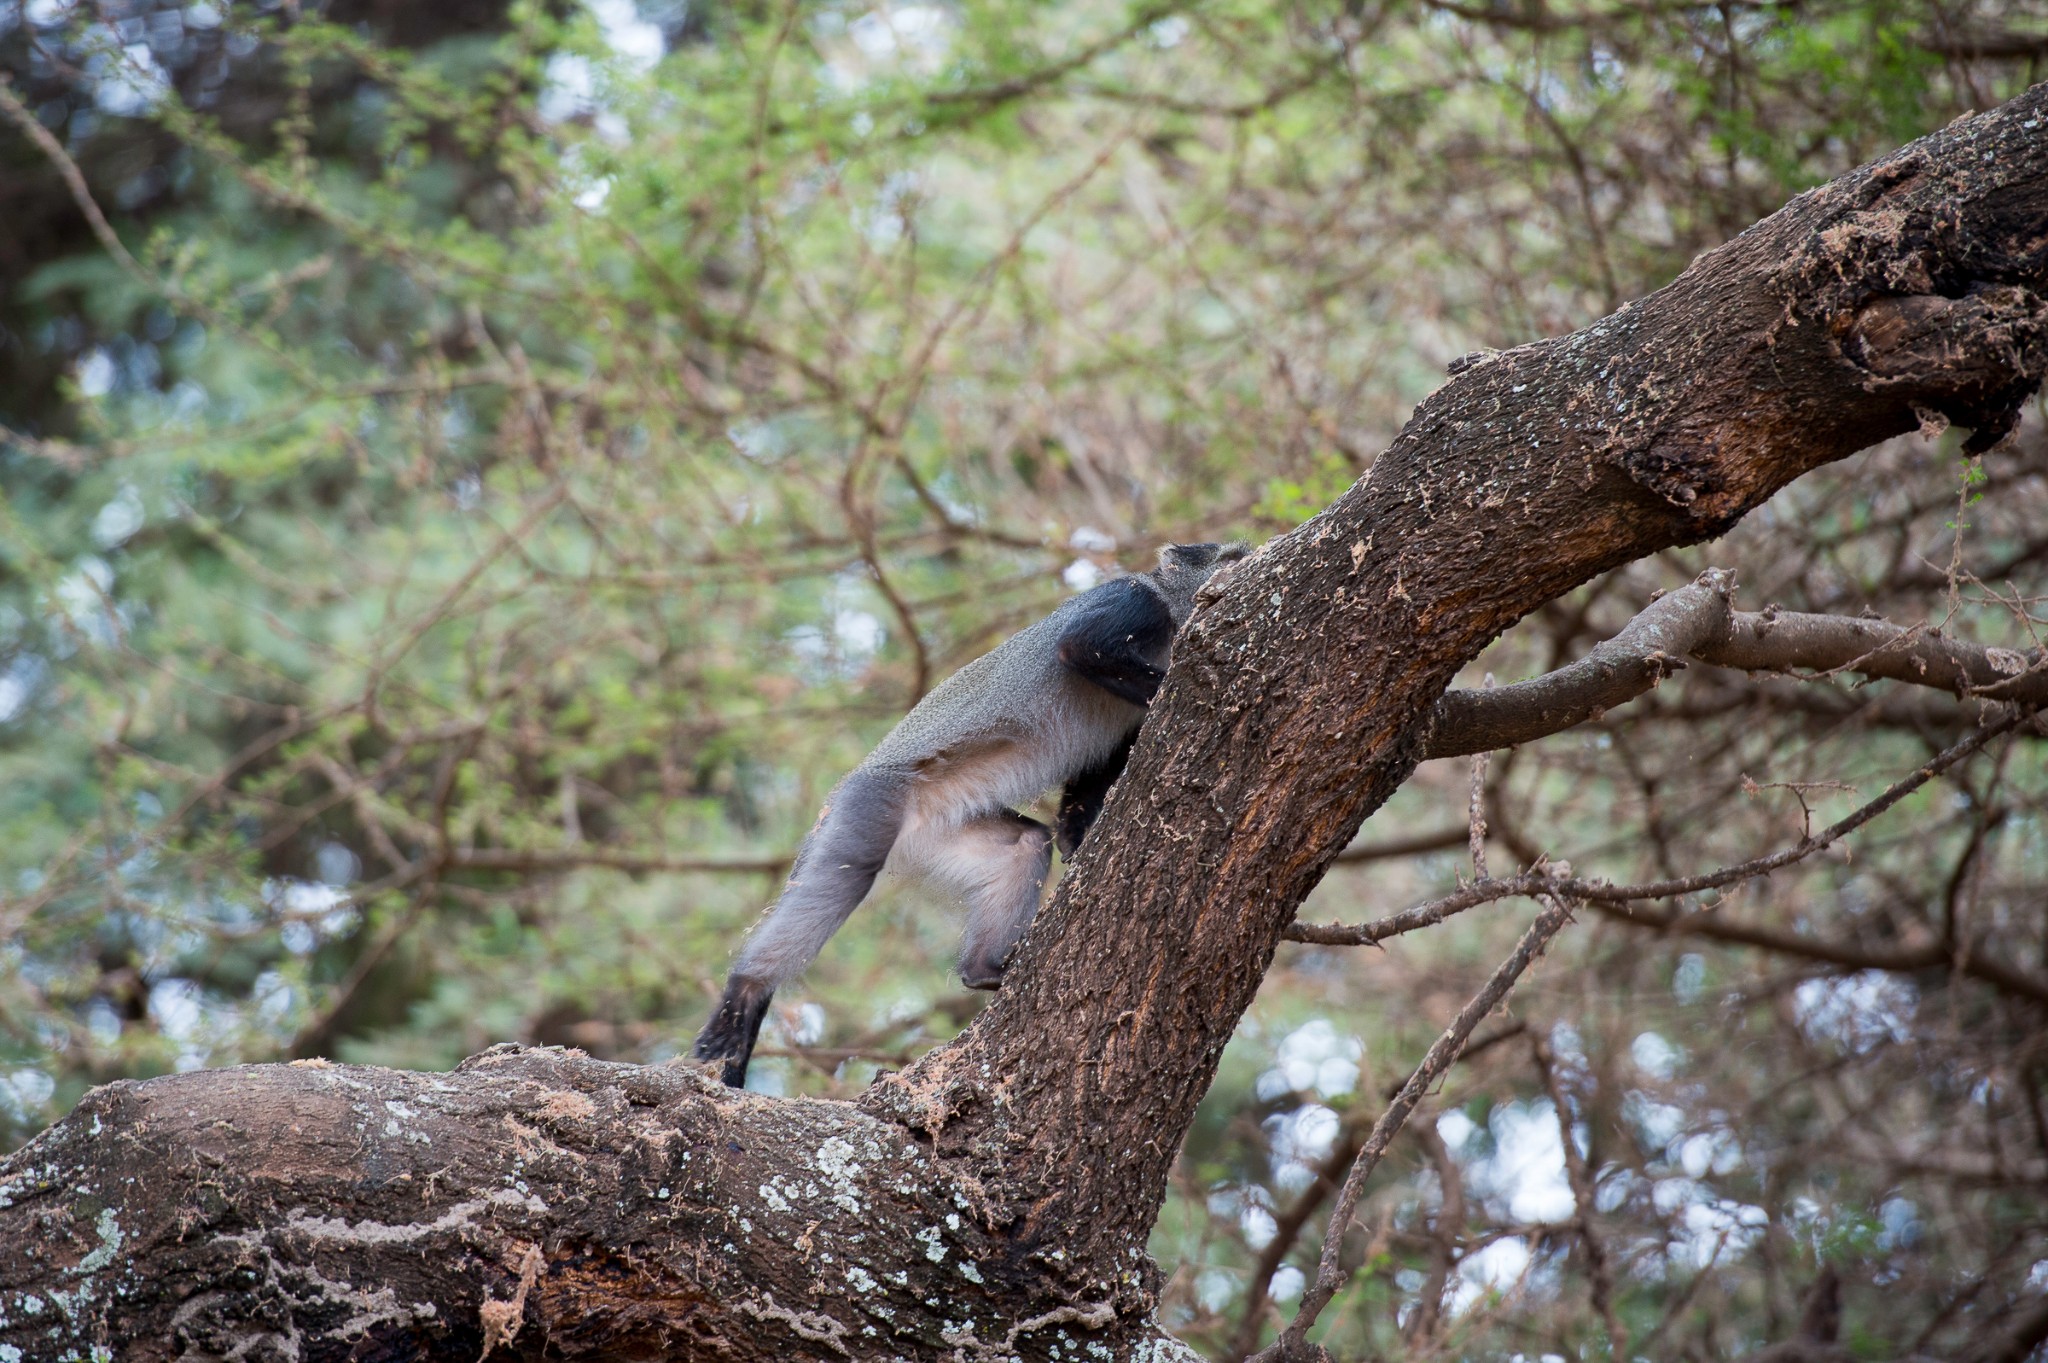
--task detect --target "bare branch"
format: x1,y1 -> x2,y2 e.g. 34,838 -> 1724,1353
1291,710 -> 2032,945
1530,1029 -> 1628,1361
1424,571 -> 2048,759
1425,571 -> 1735,759
1252,897 -> 1578,1361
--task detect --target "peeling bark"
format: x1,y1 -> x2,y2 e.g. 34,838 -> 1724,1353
4,82 -> 2047,1363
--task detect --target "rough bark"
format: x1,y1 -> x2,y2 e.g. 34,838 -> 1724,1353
4,84 -> 2046,1363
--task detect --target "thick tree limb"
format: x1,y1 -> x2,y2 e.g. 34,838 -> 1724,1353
0,1047 -> 1183,1362
7,84 -> 2048,1363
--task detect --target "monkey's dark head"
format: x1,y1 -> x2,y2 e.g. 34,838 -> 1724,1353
1152,540 -> 1250,622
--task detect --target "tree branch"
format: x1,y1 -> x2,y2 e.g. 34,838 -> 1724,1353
1295,713 -> 2048,1005
1423,568 -> 2048,759
1290,710 -> 2030,945
1252,896 -> 1578,1361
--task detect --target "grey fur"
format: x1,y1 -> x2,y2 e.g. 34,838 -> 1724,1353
696,541 -> 1245,1084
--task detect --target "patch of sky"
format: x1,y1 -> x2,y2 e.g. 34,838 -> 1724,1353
92,483 -> 146,548
1068,526 -> 1116,554
849,6 -> 950,65
589,0 -> 663,70
744,1056 -> 789,1096
0,654 -> 48,724
817,4 -> 951,94
539,0 -> 662,128
1264,1102 -> 1341,1193
252,971 -> 298,1029
315,841 -> 361,888
787,571 -> 885,682
1794,970 -> 1915,1053
874,989 -> 930,1027
1622,1089 -> 1686,1151
728,418 -> 790,462
266,878 -> 358,955
1454,1099 -> 1577,1224
865,170 -> 923,248
1667,1187 -> 1768,1268
1877,1196 -> 1921,1252
25,0 -> 78,28
1194,1267 -> 1236,1314
1240,1201 -> 1277,1251
1148,15 -> 1189,47
1546,1019 -> 1589,1070
1448,1237 -> 1530,1315
1675,1127 -> 1743,1179
1255,1018 -> 1362,1102
1062,560 -> 1102,591
76,347 -> 117,398
0,1068 -> 55,1123
148,977 -> 203,1042
1673,952 -> 1707,1005
85,998 -> 123,1047
1593,1165 -> 1639,1215
1631,1029 -> 1681,1079
88,33 -> 171,116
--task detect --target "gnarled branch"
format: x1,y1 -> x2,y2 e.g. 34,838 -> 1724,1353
1424,569 -> 2048,759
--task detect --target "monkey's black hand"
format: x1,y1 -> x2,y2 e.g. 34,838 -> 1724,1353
1057,743 -> 1132,857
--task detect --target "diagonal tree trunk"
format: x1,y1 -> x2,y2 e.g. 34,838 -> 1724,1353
4,81 -> 2045,1363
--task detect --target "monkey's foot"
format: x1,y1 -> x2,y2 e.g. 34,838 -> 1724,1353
959,962 -> 1007,991
694,976 -> 774,1087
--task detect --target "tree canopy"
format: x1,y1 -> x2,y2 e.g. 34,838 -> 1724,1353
2,2 -> 2046,1358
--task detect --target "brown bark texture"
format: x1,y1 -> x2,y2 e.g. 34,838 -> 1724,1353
4,83 -> 2046,1363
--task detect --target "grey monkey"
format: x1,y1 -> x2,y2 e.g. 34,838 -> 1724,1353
694,541 -> 1248,1086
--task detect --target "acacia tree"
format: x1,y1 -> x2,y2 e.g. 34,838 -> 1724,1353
2,40 -> 2045,1358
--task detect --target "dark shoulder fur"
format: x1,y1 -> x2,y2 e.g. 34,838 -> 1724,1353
1054,576 -> 1174,707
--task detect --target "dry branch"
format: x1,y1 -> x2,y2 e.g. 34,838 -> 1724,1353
1424,569 -> 2048,760
1251,896 -> 1578,1361
1289,710 -> 2032,946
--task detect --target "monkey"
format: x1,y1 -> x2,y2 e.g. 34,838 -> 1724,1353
693,541 -> 1248,1087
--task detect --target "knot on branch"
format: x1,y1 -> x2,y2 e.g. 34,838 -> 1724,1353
1837,285 -> 2048,451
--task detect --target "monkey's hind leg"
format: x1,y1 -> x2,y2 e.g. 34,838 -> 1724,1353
908,809 -> 1054,990
693,767 -> 905,1087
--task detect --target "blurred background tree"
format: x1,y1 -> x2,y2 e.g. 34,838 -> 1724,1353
2,0 -> 2044,1356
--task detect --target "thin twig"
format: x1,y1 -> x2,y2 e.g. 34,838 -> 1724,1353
1468,675 -> 1493,879
1289,711 -> 2028,946
1530,1028 -> 1628,1360
1251,896 -> 1577,1360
